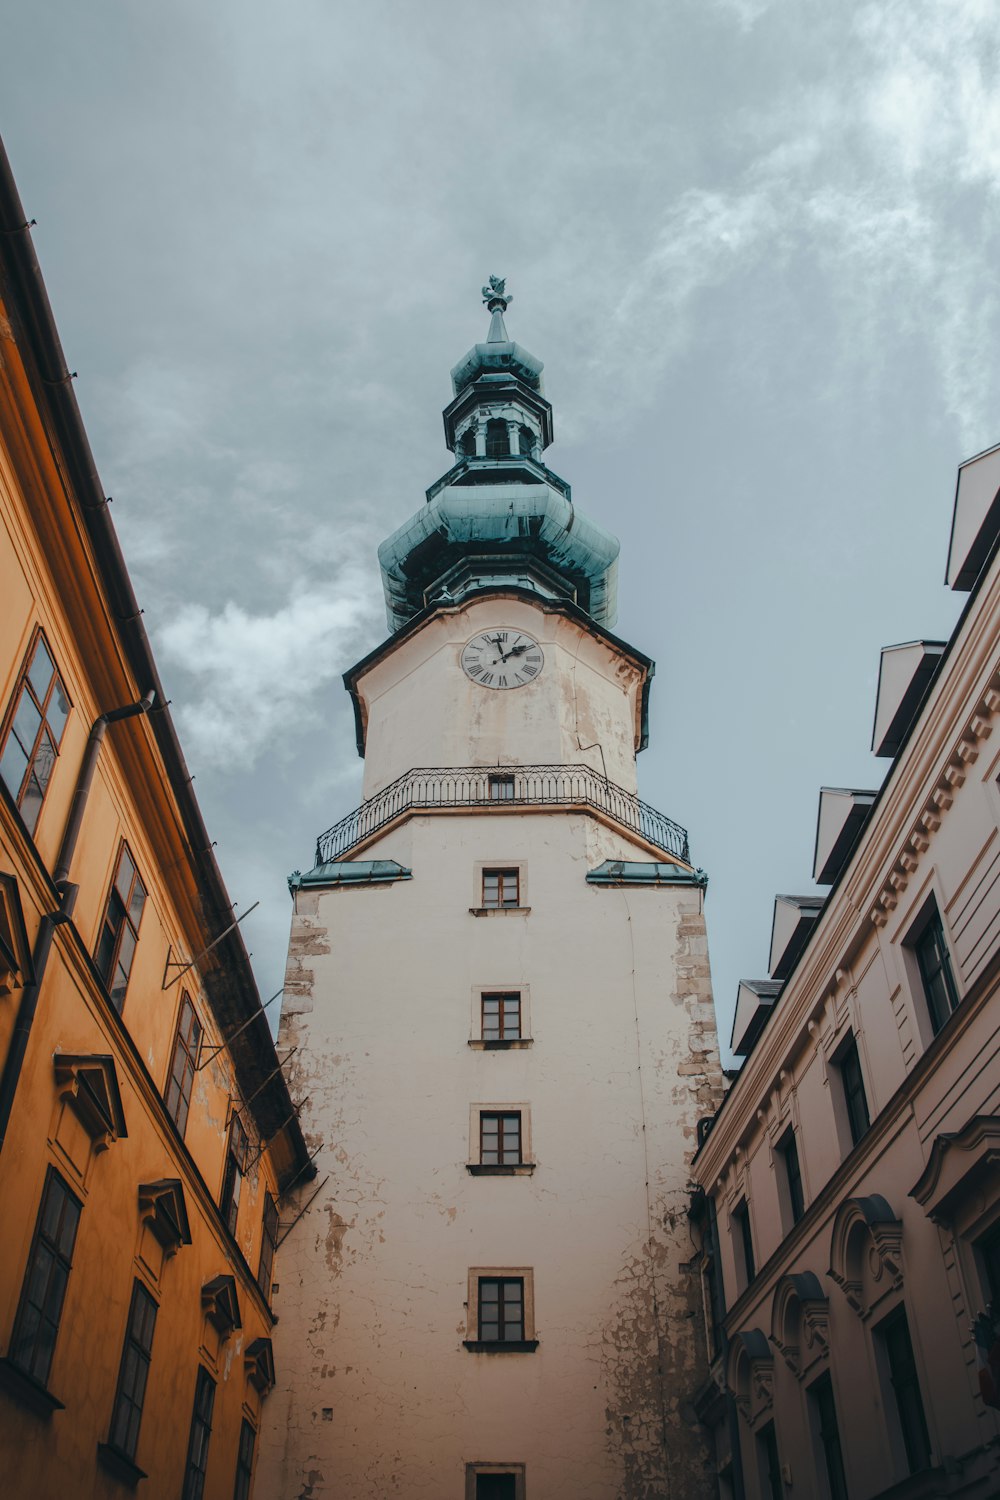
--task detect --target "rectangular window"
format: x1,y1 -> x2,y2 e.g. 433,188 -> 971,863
482,868 -> 519,908
182,1366 -> 216,1500
879,1306 -> 931,1474
810,1373 -> 848,1500
109,1280 -> 158,1462
479,1277 -> 524,1342
480,1112 -> 522,1166
94,843 -> 147,1013
913,910 -> 960,1034
838,1036 -> 870,1147
221,1115 -> 249,1236
489,775 -> 515,801
466,1465 -> 526,1500
781,1133 -> 805,1225
977,1221 -> 1000,1306
258,1193 -> 280,1299
233,1419 -> 256,1500
165,993 -> 202,1137
482,992 -> 521,1041
0,632 -> 70,835
733,1199 -> 755,1287
477,1477 -> 517,1500
9,1167 -> 82,1387
757,1423 -> 783,1500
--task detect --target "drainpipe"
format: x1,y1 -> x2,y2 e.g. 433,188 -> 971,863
0,691 -> 154,1155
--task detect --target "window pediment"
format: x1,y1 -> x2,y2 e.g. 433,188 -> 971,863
727,1328 -> 773,1424
138,1179 -> 191,1255
769,1271 -> 829,1377
910,1115 -> 1000,1229
245,1337 -> 275,1395
54,1054 -> 127,1151
828,1193 -> 903,1317
201,1274 -> 241,1337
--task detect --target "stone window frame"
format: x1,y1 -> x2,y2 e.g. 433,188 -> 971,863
468,985 -> 532,1049
467,1104 -> 535,1175
768,1271 -> 830,1382
471,861 -> 529,916
828,1193 -> 903,1321
465,1463 -> 527,1500
726,1327 -> 774,1430
463,1267 -> 538,1352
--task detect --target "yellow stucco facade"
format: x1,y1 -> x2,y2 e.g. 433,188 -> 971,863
0,141 -> 313,1497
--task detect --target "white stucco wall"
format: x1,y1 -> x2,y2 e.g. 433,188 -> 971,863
260,809 -> 723,1500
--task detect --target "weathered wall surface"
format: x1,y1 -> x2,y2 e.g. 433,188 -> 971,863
261,810 -> 724,1499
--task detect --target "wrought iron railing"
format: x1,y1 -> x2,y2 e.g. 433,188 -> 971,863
315,765 -> 689,865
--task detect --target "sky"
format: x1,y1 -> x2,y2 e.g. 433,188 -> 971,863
2,0 -> 998,1059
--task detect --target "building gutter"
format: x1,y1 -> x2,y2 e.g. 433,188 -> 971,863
0,137 -> 311,1184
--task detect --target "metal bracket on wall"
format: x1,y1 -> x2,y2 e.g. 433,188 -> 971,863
243,1096 -> 311,1175
276,1174 -> 330,1249
161,901 -> 260,989
194,987 -> 284,1072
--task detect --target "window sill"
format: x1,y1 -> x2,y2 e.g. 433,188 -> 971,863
97,1442 -> 148,1487
469,907 -> 531,917
467,1163 -> 536,1176
463,1340 -> 539,1353
468,1039 -> 533,1050
0,1356 -> 65,1417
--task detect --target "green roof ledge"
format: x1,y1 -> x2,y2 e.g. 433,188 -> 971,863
288,860 -> 413,894
377,277 -> 621,633
587,860 -> 709,889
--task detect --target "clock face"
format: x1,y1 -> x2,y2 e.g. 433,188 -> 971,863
461,630 -> 544,690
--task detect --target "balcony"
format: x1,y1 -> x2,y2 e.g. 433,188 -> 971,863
315,765 -> 690,866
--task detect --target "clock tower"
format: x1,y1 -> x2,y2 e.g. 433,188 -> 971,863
259,283 -> 725,1500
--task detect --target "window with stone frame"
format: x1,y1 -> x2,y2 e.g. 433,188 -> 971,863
465,1465 -> 526,1500
257,1193 -> 280,1299
164,993 -> 202,1137
808,1373 -> 848,1500
233,1419 -> 256,1500
877,1305 -> 932,1475
480,1112 -> 522,1166
94,843 -> 147,1013
482,992 -> 521,1041
0,631 -> 71,835
910,906 -> 960,1035
220,1114 -> 249,1237
181,1366 -> 216,1500
757,1422 -> 784,1500
8,1166 -> 82,1387
835,1034 -> 870,1148
479,1277 -> 524,1341
482,869 -> 519,908
107,1280 -> 158,1462
485,418 -> 508,458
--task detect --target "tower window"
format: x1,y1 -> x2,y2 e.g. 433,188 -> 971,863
519,425 -> 534,458
480,1112 -> 522,1166
482,992 -> 521,1040
95,842 -> 147,1013
460,428 -> 477,458
483,869 -> 520,908
485,419 -> 509,458
478,1277 -> 524,1341
0,630 -> 71,835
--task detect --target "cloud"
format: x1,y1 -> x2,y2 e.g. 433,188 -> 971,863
158,562 -> 382,770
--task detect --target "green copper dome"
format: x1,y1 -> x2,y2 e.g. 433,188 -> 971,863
377,278 -> 620,632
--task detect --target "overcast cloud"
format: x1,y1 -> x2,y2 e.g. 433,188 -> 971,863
2,0 -> 998,1054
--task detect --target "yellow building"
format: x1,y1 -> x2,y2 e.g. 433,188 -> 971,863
0,138 -> 313,1498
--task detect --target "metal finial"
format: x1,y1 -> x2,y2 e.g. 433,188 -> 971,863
481,274 -> 512,314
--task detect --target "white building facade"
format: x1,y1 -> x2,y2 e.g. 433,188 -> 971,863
692,444 -> 1000,1499
258,283 -> 724,1500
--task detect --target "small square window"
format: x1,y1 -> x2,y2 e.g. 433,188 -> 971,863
483,869 -> 520,908
482,992 -> 521,1041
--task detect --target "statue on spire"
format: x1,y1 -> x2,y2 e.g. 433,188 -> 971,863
482,275 -> 512,313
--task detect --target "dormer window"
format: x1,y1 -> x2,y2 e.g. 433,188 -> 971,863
485,419 -> 508,459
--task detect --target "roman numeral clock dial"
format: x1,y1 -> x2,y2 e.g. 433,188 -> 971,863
460,630 -> 544,689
